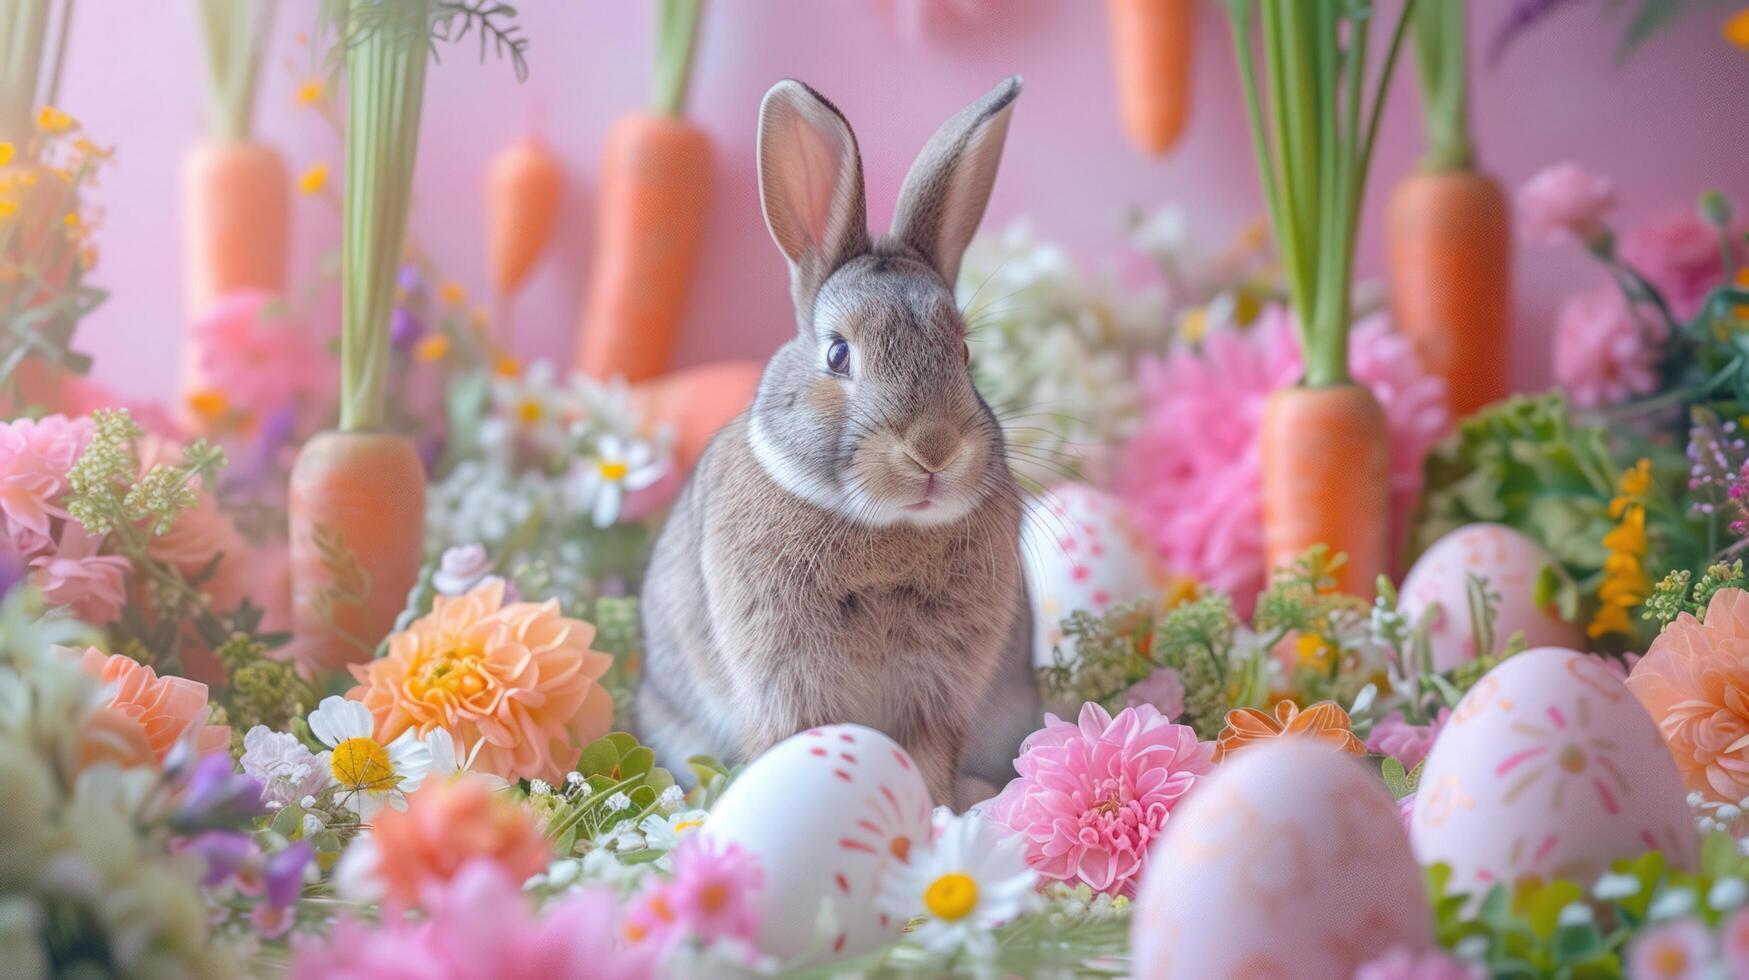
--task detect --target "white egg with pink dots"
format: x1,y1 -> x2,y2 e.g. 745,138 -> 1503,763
1021,483 -> 1170,668
702,723 -> 933,963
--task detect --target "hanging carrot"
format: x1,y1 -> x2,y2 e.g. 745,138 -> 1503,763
287,0 -> 433,675
1107,0 -> 1196,155
1226,0 -> 1421,596
575,0 -> 710,384
484,132 -> 564,344
1388,0 -> 1510,419
182,0 -> 286,322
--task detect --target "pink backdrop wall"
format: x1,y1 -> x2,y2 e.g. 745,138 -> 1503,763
58,1 -> 1749,403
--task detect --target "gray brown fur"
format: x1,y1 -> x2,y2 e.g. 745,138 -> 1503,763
637,77 -> 1038,807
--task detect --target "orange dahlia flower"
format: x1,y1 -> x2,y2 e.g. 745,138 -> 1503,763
75,646 -> 230,767
348,580 -> 613,784
1215,699 -> 1365,761
1626,587 -> 1749,803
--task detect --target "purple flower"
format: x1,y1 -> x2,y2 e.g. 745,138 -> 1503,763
390,307 -> 425,351
175,752 -> 268,827
0,545 -> 24,598
185,831 -> 256,887
265,841 -> 314,909
432,544 -> 494,597
397,264 -> 425,297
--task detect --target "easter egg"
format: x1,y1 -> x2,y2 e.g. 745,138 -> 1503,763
1410,647 -> 1697,897
1399,523 -> 1581,672
1022,483 -> 1171,668
702,724 -> 932,962
1132,740 -> 1432,979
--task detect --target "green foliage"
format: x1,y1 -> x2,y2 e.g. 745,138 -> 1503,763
1645,561 -> 1749,631
544,732 -> 677,855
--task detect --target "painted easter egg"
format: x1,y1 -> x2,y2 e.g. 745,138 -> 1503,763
1132,740 -> 1432,979
1410,647 -> 1697,897
703,724 -> 932,962
1399,523 -> 1581,672
1022,483 -> 1171,668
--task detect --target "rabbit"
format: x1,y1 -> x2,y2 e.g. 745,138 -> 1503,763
637,76 -> 1039,809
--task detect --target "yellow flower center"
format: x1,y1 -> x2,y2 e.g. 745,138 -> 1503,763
330,737 -> 399,791
516,398 -> 544,425
673,819 -> 704,834
1654,945 -> 1690,974
411,641 -> 489,700
598,460 -> 629,482
415,335 -> 451,363
698,882 -> 729,914
923,872 -> 979,921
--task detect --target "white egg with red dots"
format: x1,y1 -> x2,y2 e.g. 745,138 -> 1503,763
1021,483 -> 1171,669
701,723 -> 933,963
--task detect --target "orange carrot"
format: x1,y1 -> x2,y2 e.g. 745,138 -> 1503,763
575,0 -> 710,384
1107,0 -> 1196,155
287,431 -> 426,674
1258,385 -> 1390,597
485,134 -> 564,300
629,360 -> 760,472
1389,0 -> 1509,418
181,140 -> 289,317
1388,169 -> 1510,417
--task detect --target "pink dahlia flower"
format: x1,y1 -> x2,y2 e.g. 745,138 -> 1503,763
0,413 -> 91,552
193,290 -> 331,420
1365,709 -> 1450,770
987,702 -> 1215,897
1355,946 -> 1481,980
1619,207 -> 1739,321
31,523 -> 130,625
1553,283 -> 1667,409
1517,162 -> 1616,246
1122,667 -> 1185,722
1116,308 -> 1450,609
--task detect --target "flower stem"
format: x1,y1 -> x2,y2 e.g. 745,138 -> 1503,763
650,0 -> 703,118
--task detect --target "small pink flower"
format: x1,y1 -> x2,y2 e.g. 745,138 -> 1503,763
1396,792 -> 1416,835
31,523 -> 129,624
1365,709 -> 1450,770
0,413 -> 91,551
193,290 -> 331,419
1553,284 -> 1666,409
1626,919 -> 1714,980
1619,208 -> 1738,321
1722,905 -> 1749,977
1517,162 -> 1616,246
987,702 -> 1215,897
662,836 -> 763,945
1354,946 -> 1480,980
1122,667 -> 1186,722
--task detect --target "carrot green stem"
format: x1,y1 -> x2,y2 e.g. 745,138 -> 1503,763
651,0 -> 703,117
339,0 -> 432,432
0,0 -> 54,145
196,0 -> 277,142
1225,0 -> 1420,389
1411,0 -> 1471,171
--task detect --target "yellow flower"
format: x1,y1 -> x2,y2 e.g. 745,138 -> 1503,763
438,281 -> 467,307
297,163 -> 329,195
1162,575 -> 1199,610
295,78 -> 325,107
36,106 -> 75,132
1735,268 -> 1749,320
0,142 -> 12,167
72,138 -> 113,161
1726,8 -> 1749,51
414,335 -> 450,363
492,354 -> 521,379
0,197 -> 16,221
1178,306 -> 1208,344
187,389 -> 230,422
1295,632 -> 1335,672
62,211 -> 79,229
1611,458 -> 1653,514
1590,459 -> 1655,640
1602,504 -> 1647,555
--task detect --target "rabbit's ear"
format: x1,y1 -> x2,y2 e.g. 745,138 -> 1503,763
890,76 -> 1021,287
758,80 -> 870,308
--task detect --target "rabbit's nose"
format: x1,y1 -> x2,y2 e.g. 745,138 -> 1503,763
905,423 -> 964,474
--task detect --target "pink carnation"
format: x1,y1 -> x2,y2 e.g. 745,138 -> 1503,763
1553,283 -> 1666,409
0,413 -> 91,552
193,290 -> 331,419
1122,667 -> 1186,722
1619,207 -> 1738,321
987,702 -> 1215,897
1365,709 -> 1450,770
1517,162 -> 1616,246
1116,308 -> 1450,609
1355,946 -> 1481,980
291,861 -> 652,980
31,523 -> 129,624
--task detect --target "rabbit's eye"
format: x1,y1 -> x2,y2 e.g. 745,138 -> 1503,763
826,339 -> 851,375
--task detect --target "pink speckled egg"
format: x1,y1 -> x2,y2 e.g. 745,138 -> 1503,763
1410,647 -> 1697,897
1400,524 -> 1582,671
1022,483 -> 1171,668
1131,740 -> 1432,979
702,724 -> 932,962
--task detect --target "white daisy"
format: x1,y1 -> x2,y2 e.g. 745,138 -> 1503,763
306,697 -> 430,819
878,812 -> 1038,962
575,434 -> 665,527
638,808 -> 709,852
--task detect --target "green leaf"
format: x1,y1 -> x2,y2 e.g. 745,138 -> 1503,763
577,737 -> 622,778
1381,756 -> 1410,798
620,746 -> 655,779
